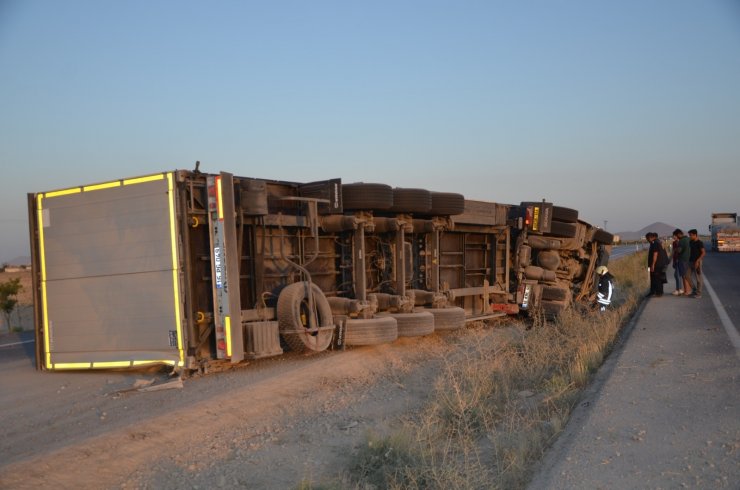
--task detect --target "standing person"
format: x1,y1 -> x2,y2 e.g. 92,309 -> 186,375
671,233 -> 683,295
595,265 -> 614,311
646,232 -> 667,297
688,229 -> 706,298
674,229 -> 693,297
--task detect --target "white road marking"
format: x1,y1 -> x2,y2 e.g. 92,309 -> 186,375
0,339 -> 34,348
704,276 -> 740,358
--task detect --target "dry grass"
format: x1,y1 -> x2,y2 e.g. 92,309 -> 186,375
330,252 -> 648,490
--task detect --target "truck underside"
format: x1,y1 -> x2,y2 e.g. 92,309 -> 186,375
28,169 -> 613,371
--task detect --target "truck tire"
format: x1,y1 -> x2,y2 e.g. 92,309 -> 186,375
552,206 -> 578,223
429,192 -> 465,216
277,282 -> 335,352
548,221 -> 578,238
416,306 -> 466,331
377,311 -> 435,337
541,285 -> 569,302
342,183 -> 394,211
593,229 -> 614,245
344,316 -> 398,346
390,188 -> 432,213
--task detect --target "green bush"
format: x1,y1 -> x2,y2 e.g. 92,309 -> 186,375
0,277 -> 23,333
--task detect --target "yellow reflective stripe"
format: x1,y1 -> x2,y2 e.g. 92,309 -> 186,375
133,360 -> 177,366
225,315 -> 232,357
45,173 -> 165,197
53,362 -> 92,369
92,361 -> 131,368
216,176 -> 224,220
123,174 -> 164,186
36,194 -> 52,369
45,187 -> 81,198
83,181 -> 121,192
167,173 -> 185,364
53,360 -> 177,369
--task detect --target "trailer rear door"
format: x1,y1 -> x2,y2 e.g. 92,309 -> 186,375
32,172 -> 185,370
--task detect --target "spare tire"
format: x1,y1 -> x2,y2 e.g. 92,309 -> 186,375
342,183 -> 393,211
344,316 -> 398,346
277,282 -> 335,352
390,188 -> 432,213
552,206 -> 578,223
429,192 -> 465,216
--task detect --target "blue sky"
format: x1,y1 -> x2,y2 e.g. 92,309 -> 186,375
1,0 -> 739,262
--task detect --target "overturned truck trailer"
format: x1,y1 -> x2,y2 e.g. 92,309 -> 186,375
27,169 -> 612,371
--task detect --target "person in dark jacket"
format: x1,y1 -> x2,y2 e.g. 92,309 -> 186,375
673,228 -> 693,297
595,265 -> 614,311
670,234 -> 683,295
646,232 -> 667,297
688,229 -> 706,298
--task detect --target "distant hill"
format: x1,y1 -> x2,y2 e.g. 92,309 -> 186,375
617,222 -> 677,242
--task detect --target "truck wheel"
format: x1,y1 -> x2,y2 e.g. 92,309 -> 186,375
593,229 -> 614,245
429,192 -> 465,216
416,307 -> 466,331
342,183 -> 394,211
541,285 -> 569,302
277,282 -> 335,352
377,311 -> 435,337
548,221 -> 578,238
552,206 -> 578,223
390,188 -> 432,213
344,316 -> 398,346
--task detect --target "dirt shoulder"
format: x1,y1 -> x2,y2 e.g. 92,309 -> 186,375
0,329 -> 482,489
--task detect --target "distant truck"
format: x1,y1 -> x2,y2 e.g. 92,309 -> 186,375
27,168 -> 612,372
710,213 -> 740,252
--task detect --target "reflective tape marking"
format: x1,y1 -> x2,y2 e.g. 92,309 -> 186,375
167,172 -> 185,364
45,187 -> 81,198
92,361 -> 132,368
83,181 -> 121,192
123,174 -> 165,186
53,362 -> 92,369
225,315 -> 232,357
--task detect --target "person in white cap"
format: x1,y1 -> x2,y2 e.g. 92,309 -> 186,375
595,265 -> 614,311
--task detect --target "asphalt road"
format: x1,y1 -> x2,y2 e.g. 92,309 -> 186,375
610,242 -> 648,260
0,330 -> 35,365
702,251 -> 740,330
529,250 -> 740,489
